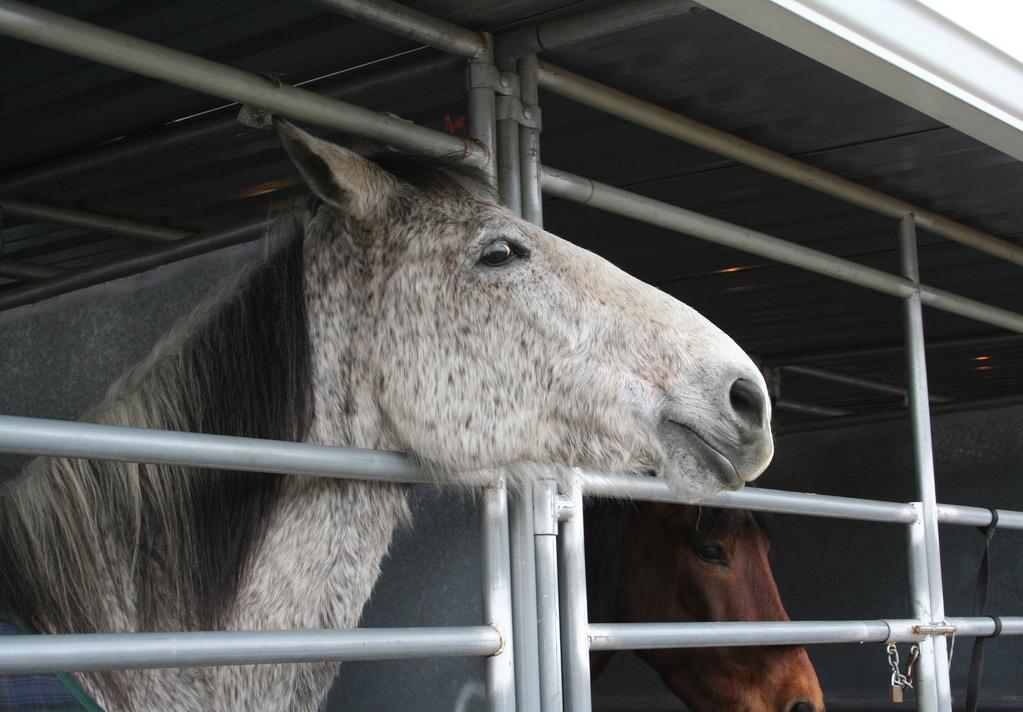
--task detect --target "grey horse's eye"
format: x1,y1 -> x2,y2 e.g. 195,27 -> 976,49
479,239 -> 528,267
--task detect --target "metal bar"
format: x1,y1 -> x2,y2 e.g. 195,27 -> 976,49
900,216 -> 952,711
908,508 -> 940,712
536,61 -> 1023,268
557,476 -> 591,712
0,51 -> 461,196
947,617 -> 1023,637
517,55 -> 543,227
0,258 -> 66,281
533,479 -> 564,712
937,503 -> 1023,530
540,165 -> 1023,334
772,332 -> 1023,365
496,96 -> 522,213
580,471 -> 1023,529
507,62 -> 542,710
0,0 -> 693,194
307,0 -> 485,58
467,57 -> 511,710
0,414 -> 445,485
777,393 -> 1023,436
781,364 -> 951,403
0,626 -> 501,674
481,480 -> 516,712
0,217 -> 266,311
588,620 -> 925,651
0,198 -> 189,243
497,0 -> 699,61
578,472 -> 918,523
774,399 -> 851,417
508,490 -> 542,712
467,41 -> 498,185
540,166 -> 913,296
0,1 -> 478,161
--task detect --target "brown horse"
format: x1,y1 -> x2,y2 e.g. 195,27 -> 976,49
587,500 -> 824,712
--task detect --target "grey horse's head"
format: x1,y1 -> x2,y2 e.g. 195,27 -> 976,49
279,122 -> 772,501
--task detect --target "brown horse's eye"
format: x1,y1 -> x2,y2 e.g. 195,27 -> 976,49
694,544 -> 728,566
480,239 -> 528,267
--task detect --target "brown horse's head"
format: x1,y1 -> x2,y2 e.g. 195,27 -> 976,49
590,500 -> 824,712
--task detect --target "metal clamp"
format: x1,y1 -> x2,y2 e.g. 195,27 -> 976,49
555,494 -> 575,522
469,66 -> 541,130
912,622 -> 957,636
467,64 -> 520,96
496,94 -> 542,130
466,60 -> 500,92
533,479 -> 560,535
487,623 -> 507,657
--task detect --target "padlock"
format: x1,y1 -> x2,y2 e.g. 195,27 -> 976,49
890,684 -> 904,703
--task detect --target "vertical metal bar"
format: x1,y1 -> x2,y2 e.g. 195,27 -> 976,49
509,490 -> 542,712
534,479 -> 564,712
468,46 -> 518,712
558,474 -> 592,711
517,54 -> 543,227
496,69 -> 522,214
466,34 -> 497,186
469,47 -> 518,712
899,215 -> 952,712
907,504 -> 940,712
481,480 -> 517,712
505,56 -> 543,712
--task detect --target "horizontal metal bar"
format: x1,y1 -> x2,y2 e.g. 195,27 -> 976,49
540,165 -> 914,296
769,332 -> 1023,365
774,398 -> 851,417
0,217 -> 266,311
581,472 -> 1023,530
781,364 -> 951,403
540,165 -> 1023,334
588,620 -> 924,651
7,416 -> 1022,529
937,504 -> 1023,530
947,617 -> 1023,638
0,198 -> 189,243
578,472 -> 917,523
777,394 -> 1023,436
589,618 -> 1023,651
0,626 -> 501,674
0,414 -> 443,484
0,51 -> 460,195
536,61 -> 1023,268
0,0 -> 477,160
307,0 -> 485,58
0,258 -> 66,281
497,0 -> 699,60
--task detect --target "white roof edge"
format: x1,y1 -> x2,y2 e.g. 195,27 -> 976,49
698,0 -> 1023,162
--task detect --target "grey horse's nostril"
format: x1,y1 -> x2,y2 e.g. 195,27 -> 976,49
786,701 -> 817,712
729,377 -> 766,431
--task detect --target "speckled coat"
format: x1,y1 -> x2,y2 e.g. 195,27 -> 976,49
0,122 -> 772,711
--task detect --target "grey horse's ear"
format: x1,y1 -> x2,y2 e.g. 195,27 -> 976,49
277,120 -> 397,219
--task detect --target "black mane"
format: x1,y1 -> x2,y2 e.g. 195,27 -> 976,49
0,219 -> 313,637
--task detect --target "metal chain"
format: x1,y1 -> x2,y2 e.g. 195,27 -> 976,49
905,644 -> 921,687
887,643 -> 914,690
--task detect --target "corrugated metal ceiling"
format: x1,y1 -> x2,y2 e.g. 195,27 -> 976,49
0,0 -> 1020,426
